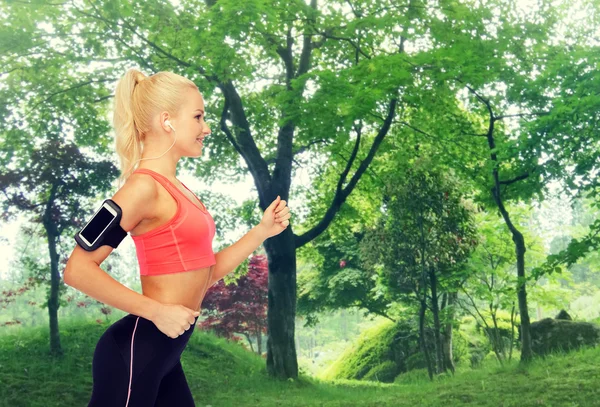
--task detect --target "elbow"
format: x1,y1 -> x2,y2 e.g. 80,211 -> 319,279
63,264 -> 73,287
64,259 -> 100,287
63,261 -> 78,287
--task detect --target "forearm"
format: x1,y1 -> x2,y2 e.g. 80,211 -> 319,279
63,261 -> 162,321
213,224 -> 268,282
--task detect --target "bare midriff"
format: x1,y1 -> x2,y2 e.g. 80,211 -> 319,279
130,174 -> 216,314
139,265 -> 214,313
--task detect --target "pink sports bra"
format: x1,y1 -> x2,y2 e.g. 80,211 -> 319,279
130,168 -> 216,276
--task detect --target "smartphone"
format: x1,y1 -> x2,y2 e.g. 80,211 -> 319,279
77,201 -> 119,248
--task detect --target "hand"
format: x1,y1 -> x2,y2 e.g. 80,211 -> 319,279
259,195 -> 291,239
150,303 -> 199,339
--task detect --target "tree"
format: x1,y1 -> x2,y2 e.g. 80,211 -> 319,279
201,254 -> 269,355
1,0 -> 406,375
299,159 -> 478,379
360,162 -> 477,378
0,139 -> 118,355
2,0 -> 597,375
458,210 -> 523,364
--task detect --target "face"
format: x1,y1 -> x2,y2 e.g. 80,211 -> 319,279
171,87 -> 211,157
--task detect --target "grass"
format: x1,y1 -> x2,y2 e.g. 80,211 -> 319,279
1,316 -> 600,406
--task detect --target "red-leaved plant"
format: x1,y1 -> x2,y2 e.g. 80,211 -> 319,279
199,254 -> 268,354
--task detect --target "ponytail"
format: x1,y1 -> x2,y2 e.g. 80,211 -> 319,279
112,68 -> 198,188
114,69 -> 143,187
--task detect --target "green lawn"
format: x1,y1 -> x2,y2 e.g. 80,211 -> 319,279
1,317 -> 599,406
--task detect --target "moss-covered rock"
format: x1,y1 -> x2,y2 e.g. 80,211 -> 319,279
555,310 -> 572,320
405,352 -> 427,371
363,360 -> 398,383
319,319 -> 421,381
530,318 -> 600,356
320,316 -> 468,381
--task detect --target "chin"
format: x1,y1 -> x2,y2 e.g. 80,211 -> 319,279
189,143 -> 203,156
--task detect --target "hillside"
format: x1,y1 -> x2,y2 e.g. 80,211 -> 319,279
1,317 -> 599,406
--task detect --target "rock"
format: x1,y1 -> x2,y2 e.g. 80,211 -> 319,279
530,318 -> 600,356
555,310 -> 572,320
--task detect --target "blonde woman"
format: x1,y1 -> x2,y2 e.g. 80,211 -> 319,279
64,69 -> 290,406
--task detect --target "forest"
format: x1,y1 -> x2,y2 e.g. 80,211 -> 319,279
1,0 -> 599,405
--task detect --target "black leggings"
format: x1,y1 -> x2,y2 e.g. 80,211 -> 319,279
88,313 -> 199,406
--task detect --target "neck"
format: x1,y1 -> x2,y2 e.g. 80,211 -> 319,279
136,164 -> 178,181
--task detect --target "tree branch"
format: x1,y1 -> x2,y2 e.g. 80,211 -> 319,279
219,80 -> 272,196
264,139 -> 329,165
296,0 -> 318,78
25,78 -> 116,119
219,97 -> 244,158
295,96 -> 398,248
499,172 -> 530,185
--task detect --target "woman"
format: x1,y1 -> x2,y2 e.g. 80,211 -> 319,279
63,69 -> 291,406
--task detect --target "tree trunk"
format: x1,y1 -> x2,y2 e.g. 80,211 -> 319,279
509,302 -> 516,362
484,105 -> 534,363
442,292 -> 456,373
419,299 -> 434,380
513,231 -> 533,362
486,147 -> 533,361
257,328 -> 262,355
490,306 -> 506,361
264,234 -> 299,378
243,332 -> 255,353
45,227 -> 63,356
428,266 -> 444,374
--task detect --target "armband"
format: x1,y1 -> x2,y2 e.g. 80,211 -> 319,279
74,199 -> 127,251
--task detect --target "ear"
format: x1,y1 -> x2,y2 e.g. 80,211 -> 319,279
159,112 -> 172,132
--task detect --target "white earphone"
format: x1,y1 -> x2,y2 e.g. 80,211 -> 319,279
127,119 -> 177,173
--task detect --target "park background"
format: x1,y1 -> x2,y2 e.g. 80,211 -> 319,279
1,0 -> 600,406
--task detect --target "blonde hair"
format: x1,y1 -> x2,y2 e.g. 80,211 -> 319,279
112,68 -> 198,187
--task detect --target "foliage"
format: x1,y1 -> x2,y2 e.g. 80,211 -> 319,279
360,159 -> 478,303
296,226 -> 391,327
200,254 -> 268,350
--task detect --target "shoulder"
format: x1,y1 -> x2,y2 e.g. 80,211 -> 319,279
64,173 -> 159,270
111,172 -> 158,228
125,172 -> 158,196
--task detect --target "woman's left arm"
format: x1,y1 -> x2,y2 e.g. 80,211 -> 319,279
210,196 -> 290,284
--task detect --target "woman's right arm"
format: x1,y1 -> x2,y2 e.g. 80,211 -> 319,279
63,173 -> 161,321
64,258 -> 162,321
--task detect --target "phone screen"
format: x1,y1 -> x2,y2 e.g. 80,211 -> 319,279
81,206 -> 116,245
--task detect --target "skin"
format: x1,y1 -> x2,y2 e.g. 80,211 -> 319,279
136,87 -> 211,179
63,88 -> 291,338
64,86 -> 290,339
130,87 -> 290,329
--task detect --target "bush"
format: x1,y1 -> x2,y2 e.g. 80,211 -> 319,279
452,329 -> 470,364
